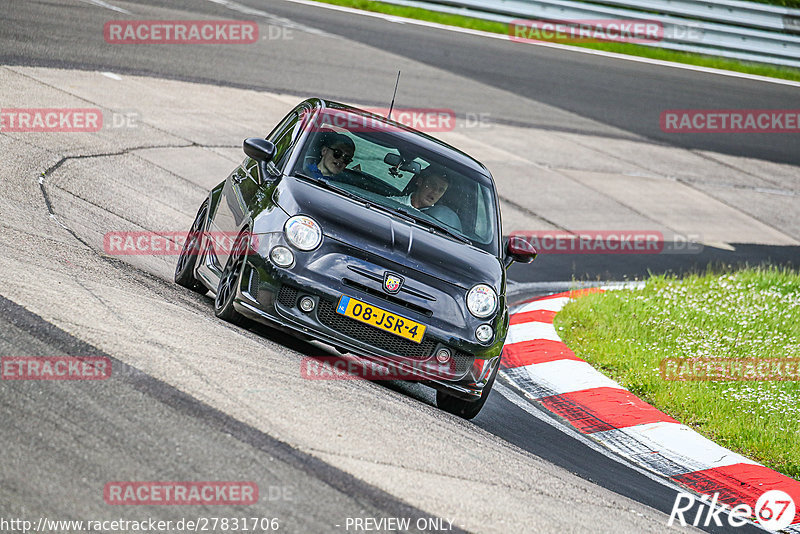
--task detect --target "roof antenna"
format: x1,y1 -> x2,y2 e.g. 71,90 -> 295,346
388,70 -> 401,120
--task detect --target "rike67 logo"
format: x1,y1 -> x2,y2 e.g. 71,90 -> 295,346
669,490 -> 796,531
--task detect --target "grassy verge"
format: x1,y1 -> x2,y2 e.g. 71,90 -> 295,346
748,0 -> 800,7
312,0 -> 800,82
553,267 -> 800,479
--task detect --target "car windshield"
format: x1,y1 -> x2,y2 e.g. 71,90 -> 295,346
291,108 -> 500,254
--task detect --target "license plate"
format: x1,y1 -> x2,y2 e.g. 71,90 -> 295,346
336,295 -> 426,344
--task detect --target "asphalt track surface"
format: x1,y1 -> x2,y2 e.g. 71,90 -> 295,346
2,0 -> 799,283
1,0 -> 798,532
2,0 -> 800,165
0,295 -> 461,533
0,290 -> 759,534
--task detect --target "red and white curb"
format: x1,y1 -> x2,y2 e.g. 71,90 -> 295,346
500,289 -> 800,532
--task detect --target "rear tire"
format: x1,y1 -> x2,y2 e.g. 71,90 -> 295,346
436,361 -> 498,420
175,201 -> 208,294
214,229 -> 250,325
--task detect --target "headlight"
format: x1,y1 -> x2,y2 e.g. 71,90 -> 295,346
466,284 -> 498,318
284,215 -> 322,251
475,324 -> 494,343
270,246 -> 294,267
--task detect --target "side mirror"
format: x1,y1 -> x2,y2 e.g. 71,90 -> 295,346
505,235 -> 537,267
244,138 -> 278,183
243,137 -> 276,162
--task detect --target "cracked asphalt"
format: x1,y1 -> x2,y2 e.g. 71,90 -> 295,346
0,65 -> 701,533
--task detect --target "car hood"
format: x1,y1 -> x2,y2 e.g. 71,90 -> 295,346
273,177 -> 503,291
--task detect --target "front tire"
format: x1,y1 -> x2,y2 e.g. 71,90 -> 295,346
214,229 -> 250,324
436,361 -> 498,420
175,200 -> 208,294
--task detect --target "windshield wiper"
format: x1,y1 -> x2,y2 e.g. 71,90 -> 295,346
391,207 -> 472,244
294,172 -> 364,203
295,173 -> 418,222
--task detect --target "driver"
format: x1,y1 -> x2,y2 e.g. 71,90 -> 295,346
391,165 -> 449,210
306,133 -> 355,178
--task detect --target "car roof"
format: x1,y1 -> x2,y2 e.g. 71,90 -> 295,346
301,98 -> 495,187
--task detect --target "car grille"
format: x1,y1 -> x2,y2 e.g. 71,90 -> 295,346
277,284 -> 298,308
247,268 -> 260,298
450,352 -> 472,378
317,299 -> 436,360
278,286 -> 472,377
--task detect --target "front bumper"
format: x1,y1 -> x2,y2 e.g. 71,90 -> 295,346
231,235 -> 503,399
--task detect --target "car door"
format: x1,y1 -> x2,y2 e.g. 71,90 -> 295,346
211,105 -> 312,270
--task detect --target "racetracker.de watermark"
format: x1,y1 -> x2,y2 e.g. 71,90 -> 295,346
509,231 -> 703,254
104,20 -> 258,44
364,107 -> 456,132
661,109 -> 800,133
103,231 -> 257,256
306,108 -> 457,133
509,19 -> 663,43
660,357 -> 800,381
1,356 -> 111,380
0,108 -> 141,132
104,482 -> 259,505
0,108 -> 101,132
301,356 -> 457,381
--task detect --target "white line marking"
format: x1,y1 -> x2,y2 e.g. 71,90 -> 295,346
509,281 -> 645,297
278,0 -> 800,88
514,296 -> 571,314
102,72 -> 122,80
497,382 -> 774,532
76,0 -> 131,14
500,284 -> 780,530
519,360 -> 624,395
595,422 -> 762,473
505,321 -> 561,344
207,0 -> 329,36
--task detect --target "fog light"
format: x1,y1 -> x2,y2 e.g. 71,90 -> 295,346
270,246 -> 294,267
435,348 -> 451,363
476,324 -> 493,343
299,296 -> 315,312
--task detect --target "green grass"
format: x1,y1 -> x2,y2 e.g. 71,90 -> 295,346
747,0 -> 800,7
554,267 -> 800,479
312,0 -> 800,82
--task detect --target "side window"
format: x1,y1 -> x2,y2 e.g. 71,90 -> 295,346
241,112 -> 301,182
243,157 -> 259,182
267,126 -> 296,174
262,107 -> 311,176
265,110 -> 299,143
475,184 -> 495,242
475,183 -> 487,237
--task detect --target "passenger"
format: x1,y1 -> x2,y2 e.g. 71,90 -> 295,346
391,165 -> 450,210
306,133 -> 355,178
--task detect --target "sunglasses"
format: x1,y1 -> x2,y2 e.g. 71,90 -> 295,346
327,147 -> 353,164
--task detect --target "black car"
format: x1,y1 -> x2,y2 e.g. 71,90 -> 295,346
175,98 -> 535,418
